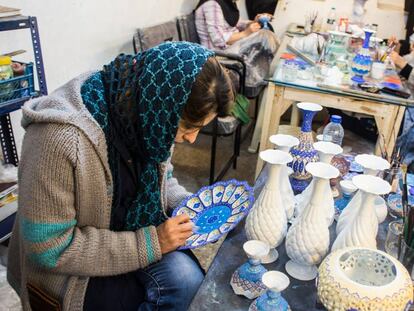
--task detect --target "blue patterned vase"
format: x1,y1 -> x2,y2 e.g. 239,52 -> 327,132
289,103 -> 322,193
230,240 -> 269,299
249,271 -> 291,311
351,29 -> 374,84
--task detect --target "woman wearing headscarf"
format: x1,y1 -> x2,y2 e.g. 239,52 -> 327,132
195,0 -> 280,92
7,42 -> 234,311
386,36 -> 414,172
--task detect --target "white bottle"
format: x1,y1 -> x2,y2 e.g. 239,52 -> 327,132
326,7 -> 337,31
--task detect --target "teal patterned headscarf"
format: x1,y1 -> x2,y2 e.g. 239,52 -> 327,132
81,42 -> 214,231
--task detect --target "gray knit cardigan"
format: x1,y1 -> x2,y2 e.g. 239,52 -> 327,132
7,72 -> 191,310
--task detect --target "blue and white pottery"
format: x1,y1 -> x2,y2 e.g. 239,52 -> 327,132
334,180 -> 358,220
288,102 -> 322,193
172,179 -> 254,250
258,16 -> 270,30
351,29 -> 375,84
249,271 -> 291,311
231,240 -> 270,299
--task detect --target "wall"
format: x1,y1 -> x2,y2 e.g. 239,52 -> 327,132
0,0 -> 199,153
0,0 -> 406,155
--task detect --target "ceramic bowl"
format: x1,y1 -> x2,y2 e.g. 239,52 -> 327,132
260,149 -> 293,165
355,154 -> 390,175
318,247 -> 413,311
244,240 -> 270,261
387,193 -> 403,218
262,271 -> 290,293
352,174 -> 391,196
339,180 -> 358,195
306,162 -> 340,180
269,134 -> 299,152
313,141 -> 343,164
296,102 -> 323,112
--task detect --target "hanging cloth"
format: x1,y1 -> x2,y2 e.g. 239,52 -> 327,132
196,0 -> 240,27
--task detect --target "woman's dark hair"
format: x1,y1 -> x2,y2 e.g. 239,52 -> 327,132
181,57 -> 235,129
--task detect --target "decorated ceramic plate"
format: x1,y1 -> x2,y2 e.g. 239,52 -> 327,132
172,179 -> 254,250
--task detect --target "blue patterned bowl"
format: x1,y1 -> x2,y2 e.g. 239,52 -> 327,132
172,179 -> 254,250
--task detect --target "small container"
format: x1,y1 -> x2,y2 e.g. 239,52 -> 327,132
0,56 -> 13,80
282,60 -> 298,82
371,61 -> 386,80
385,220 -> 403,258
323,115 -> 344,146
0,56 -> 14,99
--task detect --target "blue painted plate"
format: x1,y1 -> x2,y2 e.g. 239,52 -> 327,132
172,179 -> 254,250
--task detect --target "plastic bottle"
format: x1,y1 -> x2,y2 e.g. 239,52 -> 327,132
0,56 -> 14,100
323,115 -> 344,146
326,7 -> 337,31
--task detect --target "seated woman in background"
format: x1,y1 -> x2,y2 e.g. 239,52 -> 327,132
7,42 -> 234,311
195,0 -> 280,91
389,36 -> 414,172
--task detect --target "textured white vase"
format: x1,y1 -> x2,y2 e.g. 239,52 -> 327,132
245,150 -> 292,263
294,142 -> 342,225
285,162 -> 340,281
332,175 -> 391,251
269,134 -> 299,220
337,155 -> 390,235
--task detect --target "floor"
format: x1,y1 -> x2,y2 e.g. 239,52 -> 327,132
0,122 -> 375,310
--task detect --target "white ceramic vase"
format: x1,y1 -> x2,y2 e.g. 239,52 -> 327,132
285,162 -> 340,281
318,247 -> 413,311
245,150 -> 292,263
332,175 -> 391,251
336,154 -> 390,235
269,134 -> 299,220
294,141 -> 342,225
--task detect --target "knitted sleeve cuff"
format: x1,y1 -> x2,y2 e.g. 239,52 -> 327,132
400,64 -> 413,80
136,226 -> 162,267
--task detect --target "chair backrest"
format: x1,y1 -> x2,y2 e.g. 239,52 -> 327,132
176,13 -> 200,44
133,20 -> 179,53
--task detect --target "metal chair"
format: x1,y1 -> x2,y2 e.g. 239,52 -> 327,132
176,13 -> 249,184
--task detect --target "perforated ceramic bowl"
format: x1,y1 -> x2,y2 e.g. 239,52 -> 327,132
318,247 -> 413,311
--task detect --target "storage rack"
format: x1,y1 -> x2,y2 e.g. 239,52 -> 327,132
0,16 -> 47,242
0,15 -> 47,165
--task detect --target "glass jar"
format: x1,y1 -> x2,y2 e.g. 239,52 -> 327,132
0,56 -> 14,100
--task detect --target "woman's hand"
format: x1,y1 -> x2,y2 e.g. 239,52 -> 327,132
245,22 -> 261,35
390,51 -> 408,70
254,13 -> 273,22
156,214 -> 193,254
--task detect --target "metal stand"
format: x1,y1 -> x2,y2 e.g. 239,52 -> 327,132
0,16 -> 48,165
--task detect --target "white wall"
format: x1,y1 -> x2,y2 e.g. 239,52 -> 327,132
0,0 -> 406,155
0,0 -> 199,153
271,0 -> 406,39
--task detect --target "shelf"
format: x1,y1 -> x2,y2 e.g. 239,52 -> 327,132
0,94 -> 38,114
0,200 -> 17,223
0,15 -> 30,32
